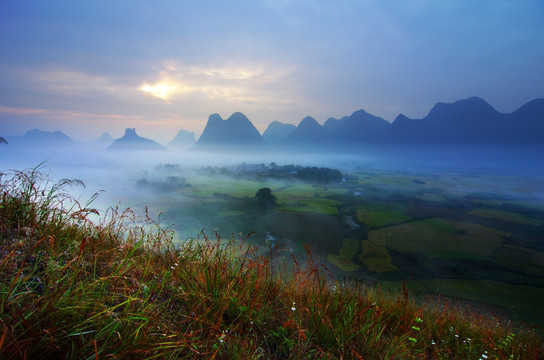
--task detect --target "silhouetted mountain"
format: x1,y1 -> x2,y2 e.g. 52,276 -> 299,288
389,97 -> 544,144
283,116 -> 326,148
108,128 -> 166,151
262,121 -> 296,144
192,112 -> 266,150
168,130 -> 196,150
324,109 -> 390,145
509,98 -> 544,142
283,110 -> 390,149
7,129 -> 74,147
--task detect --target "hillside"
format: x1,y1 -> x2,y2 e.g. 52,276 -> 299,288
193,112 -> 266,151
0,167 -> 542,359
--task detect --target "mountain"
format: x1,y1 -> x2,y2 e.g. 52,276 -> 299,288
7,129 -> 74,147
192,112 -> 266,150
168,130 -> 196,150
283,110 -> 390,149
324,109 -> 390,145
389,97 -> 544,144
509,98 -> 544,142
262,121 -> 296,145
108,128 -> 166,151
283,116 -> 326,149
95,132 -> 114,147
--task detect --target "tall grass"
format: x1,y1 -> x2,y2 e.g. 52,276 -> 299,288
1,167 -> 542,359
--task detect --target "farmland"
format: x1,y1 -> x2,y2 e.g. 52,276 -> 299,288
133,163 -> 544,326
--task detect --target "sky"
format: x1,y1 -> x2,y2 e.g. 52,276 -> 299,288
1,0 -> 543,142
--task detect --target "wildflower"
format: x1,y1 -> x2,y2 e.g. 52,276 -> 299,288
455,334 -> 459,338
291,302 -> 296,311
481,355 -> 488,359
431,340 -> 436,345
174,262 -> 178,266
170,266 -> 175,270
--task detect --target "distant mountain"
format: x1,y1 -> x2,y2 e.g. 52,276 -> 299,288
108,128 -> 166,151
7,129 -> 74,147
283,110 -> 390,149
283,116 -> 326,148
324,109 -> 390,145
509,98 -> 544,142
389,96 -> 544,144
262,121 -> 296,145
192,112 -> 266,151
168,130 -> 196,150
95,132 -> 114,147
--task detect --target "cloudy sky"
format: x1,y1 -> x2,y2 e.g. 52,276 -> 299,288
1,0 -> 543,141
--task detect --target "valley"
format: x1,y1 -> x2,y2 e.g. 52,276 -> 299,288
131,162 -> 544,327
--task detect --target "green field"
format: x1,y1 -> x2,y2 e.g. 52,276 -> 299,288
140,163 -> 544,327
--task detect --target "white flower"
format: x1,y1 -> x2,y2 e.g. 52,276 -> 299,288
291,302 -> 296,311
170,266 -> 175,270
174,262 -> 178,266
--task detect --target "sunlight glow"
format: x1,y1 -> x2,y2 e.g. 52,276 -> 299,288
139,82 -> 178,100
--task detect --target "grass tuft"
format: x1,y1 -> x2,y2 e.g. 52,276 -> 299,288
1,167 -> 543,359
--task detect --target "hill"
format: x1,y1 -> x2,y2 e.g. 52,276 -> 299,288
389,97 -> 544,144
168,130 -> 196,150
6,129 -> 75,147
108,128 -> 166,151
262,121 -> 296,145
193,112 -> 266,151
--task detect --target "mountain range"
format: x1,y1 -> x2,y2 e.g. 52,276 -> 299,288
4,97 -> 543,152
194,96 -> 543,151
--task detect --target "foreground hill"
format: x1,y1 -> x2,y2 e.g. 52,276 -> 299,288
192,112 -> 266,151
0,168 -> 541,359
108,128 -> 166,151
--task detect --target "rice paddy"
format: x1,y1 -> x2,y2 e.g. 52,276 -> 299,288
130,163 -> 544,328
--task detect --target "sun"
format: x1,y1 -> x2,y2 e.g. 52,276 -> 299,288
139,81 -> 177,100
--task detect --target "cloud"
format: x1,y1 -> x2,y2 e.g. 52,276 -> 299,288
33,69 -> 114,95
137,61 -> 299,106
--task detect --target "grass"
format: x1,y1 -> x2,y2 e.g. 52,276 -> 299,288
1,167 -> 543,359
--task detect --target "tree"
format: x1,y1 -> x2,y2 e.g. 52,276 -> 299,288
255,187 -> 276,210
